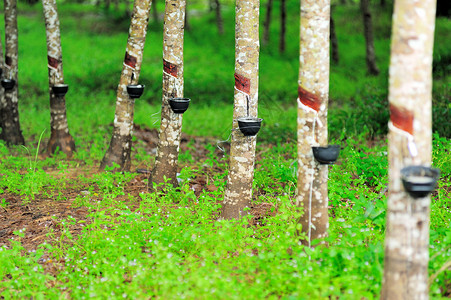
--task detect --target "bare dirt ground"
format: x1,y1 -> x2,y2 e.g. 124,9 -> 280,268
0,127 -> 276,253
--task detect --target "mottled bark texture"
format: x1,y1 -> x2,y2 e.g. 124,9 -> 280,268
296,0 -> 330,247
263,0 -> 273,45
381,0 -> 436,299
42,0 -> 75,157
361,0 -> 380,75
1,0 -> 24,145
149,0 -> 186,189
0,36 -> 5,135
100,0 -> 152,171
220,0 -> 260,219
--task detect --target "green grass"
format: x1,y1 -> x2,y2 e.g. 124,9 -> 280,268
0,1 -> 450,298
0,135 -> 449,298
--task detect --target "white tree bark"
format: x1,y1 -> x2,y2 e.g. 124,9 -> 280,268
296,0 -> 330,246
101,0 -> 152,171
42,0 -> 75,156
150,0 -> 186,189
220,0 -> 260,219
1,0 -> 24,145
381,0 -> 437,298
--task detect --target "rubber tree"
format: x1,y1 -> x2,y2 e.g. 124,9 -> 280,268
149,0 -> 186,189
101,0 -> 152,171
0,36 -> 5,134
381,0 -> 437,298
0,0 -> 24,145
296,0 -> 330,247
279,0 -> 286,53
263,0 -> 273,45
330,9 -> 339,64
220,0 -> 260,219
42,0 -> 75,156
361,0 -> 380,75
213,0 -> 224,35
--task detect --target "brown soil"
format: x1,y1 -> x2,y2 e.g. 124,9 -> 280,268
0,126 -> 275,253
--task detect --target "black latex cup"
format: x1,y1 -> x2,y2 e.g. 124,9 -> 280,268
52,84 -> 69,97
1,79 -> 15,90
126,84 -> 145,99
237,117 -> 263,136
312,145 -> 340,165
401,165 -> 440,198
169,98 -> 190,114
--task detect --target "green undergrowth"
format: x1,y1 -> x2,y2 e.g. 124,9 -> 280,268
0,1 -> 450,298
0,134 -> 450,298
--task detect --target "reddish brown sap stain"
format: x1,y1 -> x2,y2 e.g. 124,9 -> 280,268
234,73 -> 250,95
298,86 -> 321,112
390,104 -> 414,134
124,52 -> 137,69
163,59 -> 178,77
5,56 -> 12,67
47,56 -> 59,69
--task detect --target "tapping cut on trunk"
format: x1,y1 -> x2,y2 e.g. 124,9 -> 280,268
42,0 -> 75,157
234,73 -> 251,95
4,56 -> 12,67
381,0 -> 437,298
296,0 -> 331,247
389,104 -> 414,135
0,0 -> 25,145
47,55 -> 59,70
149,0 -> 186,189
124,52 -> 137,69
221,0 -> 260,219
101,0 -> 153,171
163,59 -> 178,77
298,85 -> 321,112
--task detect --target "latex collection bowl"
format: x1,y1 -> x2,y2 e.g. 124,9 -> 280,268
312,145 -> 340,165
237,117 -> 263,136
169,98 -> 191,114
126,84 -> 145,99
52,84 -> 69,97
1,79 -> 15,90
401,165 -> 440,198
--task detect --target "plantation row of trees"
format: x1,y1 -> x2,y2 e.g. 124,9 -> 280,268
0,0 -> 441,297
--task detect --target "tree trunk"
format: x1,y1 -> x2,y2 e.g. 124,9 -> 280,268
296,0 -> 330,247
263,0 -> 272,46
213,0 -> 224,35
279,0 -> 286,53
184,1 -> 190,32
0,36 -> 5,137
361,0 -> 380,75
149,0 -> 186,189
220,0 -> 260,219
380,0 -> 436,298
100,0 -> 152,171
42,0 -> 75,157
330,13 -> 339,64
1,0 -> 24,146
